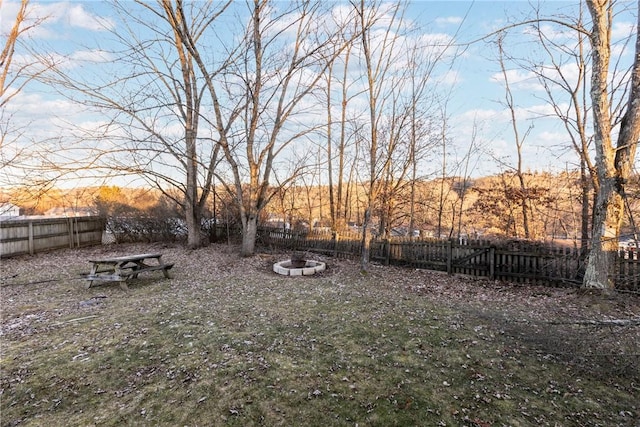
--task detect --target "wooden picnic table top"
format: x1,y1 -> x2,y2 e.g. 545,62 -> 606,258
88,253 -> 163,264
85,253 -> 173,290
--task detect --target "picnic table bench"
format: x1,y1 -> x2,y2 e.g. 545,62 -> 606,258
85,253 -> 174,290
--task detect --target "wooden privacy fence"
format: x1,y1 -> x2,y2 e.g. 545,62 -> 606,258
0,216 -> 105,258
259,228 -> 640,291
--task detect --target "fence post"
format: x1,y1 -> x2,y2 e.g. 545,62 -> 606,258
332,231 -> 338,258
28,221 -> 34,255
384,239 -> 391,266
446,240 -> 452,274
489,246 -> 495,280
68,217 -> 74,248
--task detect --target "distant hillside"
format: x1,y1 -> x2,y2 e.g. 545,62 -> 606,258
2,172 -> 638,243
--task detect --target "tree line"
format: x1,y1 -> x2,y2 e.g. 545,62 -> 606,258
2,0 -> 639,290
4,170 -> 638,252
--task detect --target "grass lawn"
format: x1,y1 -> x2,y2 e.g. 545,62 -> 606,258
1,243 -> 639,426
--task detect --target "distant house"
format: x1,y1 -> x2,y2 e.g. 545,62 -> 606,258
264,217 -> 291,230
312,218 -> 332,233
0,203 -> 20,219
619,238 -> 638,252
44,206 -> 97,217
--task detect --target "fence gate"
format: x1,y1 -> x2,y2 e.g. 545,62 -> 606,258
448,243 -> 494,278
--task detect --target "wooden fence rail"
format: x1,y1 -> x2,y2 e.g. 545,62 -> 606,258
0,216 -> 105,258
259,227 -> 639,291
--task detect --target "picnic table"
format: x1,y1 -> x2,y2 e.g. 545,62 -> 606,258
85,253 -> 174,290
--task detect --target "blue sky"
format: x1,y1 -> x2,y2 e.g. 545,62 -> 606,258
2,0 -> 638,187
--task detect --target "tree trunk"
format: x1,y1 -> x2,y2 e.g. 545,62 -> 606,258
337,44 -> 352,231
580,159 -> 590,253
241,215 -> 258,257
360,208 -> 371,271
583,179 -> 624,289
185,202 -> 202,249
498,34 -> 532,239
165,2 -> 207,250
583,0 -> 640,289
185,127 -> 203,249
1,0 -> 29,105
326,63 -> 336,231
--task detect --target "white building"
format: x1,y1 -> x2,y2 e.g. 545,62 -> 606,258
0,203 -> 20,219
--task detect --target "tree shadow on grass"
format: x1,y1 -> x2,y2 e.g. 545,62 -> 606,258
461,306 -> 640,383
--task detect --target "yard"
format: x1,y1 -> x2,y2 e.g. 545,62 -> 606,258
1,243 -> 639,426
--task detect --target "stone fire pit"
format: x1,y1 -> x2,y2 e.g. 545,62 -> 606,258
273,258 -> 326,276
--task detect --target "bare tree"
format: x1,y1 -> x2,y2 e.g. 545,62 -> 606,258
0,0 -> 51,108
494,3 -> 604,250
435,107 -> 450,239
453,119 -> 482,240
351,0 -> 407,268
495,33 -> 536,239
350,0 -> 462,265
1,0 -> 51,188
40,0 -> 230,248
479,1 -> 639,288
526,4 -> 596,252
583,0 -> 640,289
322,19 -> 362,234
155,0 -> 229,248
376,36 -> 446,239
178,0 -> 351,256
1,0 -> 29,107
406,46 -> 441,239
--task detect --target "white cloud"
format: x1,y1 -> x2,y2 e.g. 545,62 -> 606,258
7,49 -> 112,76
437,69 -> 461,85
419,32 -> 455,48
0,2 -> 20,33
610,22 -> 637,58
490,69 -> 543,91
4,92 -> 80,116
522,22 -> 575,41
555,63 -> 581,88
1,1 -> 115,37
455,101 -> 566,134
524,103 -> 562,119
66,4 -> 114,31
458,108 -> 501,123
413,32 -> 458,62
71,49 -> 113,63
537,130 -> 568,145
611,21 -> 636,40
435,16 -> 463,26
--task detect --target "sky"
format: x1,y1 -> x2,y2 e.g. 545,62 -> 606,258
1,0 -> 639,188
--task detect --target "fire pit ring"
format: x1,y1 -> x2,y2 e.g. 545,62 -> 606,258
273,259 -> 326,276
